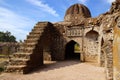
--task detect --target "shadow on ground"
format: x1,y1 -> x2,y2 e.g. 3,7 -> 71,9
30,60 -> 81,74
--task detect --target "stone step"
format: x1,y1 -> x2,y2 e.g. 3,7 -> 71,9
10,58 -> 30,60
34,26 -> 45,29
24,42 -> 37,45
24,38 -> 39,43
9,58 -> 29,65
24,44 -> 36,48
29,31 -> 42,35
5,65 -> 27,74
35,22 -> 49,27
11,53 -> 31,59
18,46 -> 25,49
29,33 -> 41,37
20,45 -> 37,52
23,42 -> 37,48
23,47 -> 34,53
31,27 -> 45,32
25,38 -> 39,41
27,35 -> 41,39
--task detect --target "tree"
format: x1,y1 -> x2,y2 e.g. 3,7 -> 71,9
0,31 -> 16,42
19,40 -> 23,43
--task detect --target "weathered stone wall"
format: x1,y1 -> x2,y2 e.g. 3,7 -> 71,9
5,1 -> 120,80
0,42 -> 20,54
113,16 -> 120,80
99,15 -> 114,80
50,36 -> 66,60
84,38 -> 99,62
102,41 -> 113,80
99,9 -> 119,80
65,26 -> 83,51
83,26 -> 100,62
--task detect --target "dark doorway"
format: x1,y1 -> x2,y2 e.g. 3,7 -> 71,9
65,40 -> 80,60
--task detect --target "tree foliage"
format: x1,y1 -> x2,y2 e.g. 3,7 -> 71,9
0,31 -> 16,42
74,43 -> 80,52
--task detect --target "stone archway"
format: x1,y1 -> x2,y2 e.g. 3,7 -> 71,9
65,40 -> 80,60
6,22 -> 66,74
27,22 -> 66,70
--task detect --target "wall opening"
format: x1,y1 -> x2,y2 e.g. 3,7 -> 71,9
65,40 -> 80,60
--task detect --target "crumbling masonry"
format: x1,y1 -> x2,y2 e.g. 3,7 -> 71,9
5,0 -> 120,80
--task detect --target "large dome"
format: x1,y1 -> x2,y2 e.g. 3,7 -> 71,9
64,3 -> 91,22
116,0 -> 120,3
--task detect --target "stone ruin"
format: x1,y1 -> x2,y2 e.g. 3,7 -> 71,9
0,42 -> 20,55
5,0 -> 120,80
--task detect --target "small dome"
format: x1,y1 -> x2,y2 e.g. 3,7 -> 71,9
64,4 -> 91,22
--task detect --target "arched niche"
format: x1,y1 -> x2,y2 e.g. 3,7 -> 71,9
85,30 -> 99,41
84,30 -> 99,62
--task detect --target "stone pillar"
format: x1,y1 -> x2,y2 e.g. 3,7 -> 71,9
80,51 -> 85,62
97,36 -> 102,66
98,24 -> 104,66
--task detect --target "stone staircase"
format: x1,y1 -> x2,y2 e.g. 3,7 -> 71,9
5,22 -> 51,74
5,53 -> 31,74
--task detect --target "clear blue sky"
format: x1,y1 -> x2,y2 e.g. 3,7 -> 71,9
0,0 -> 115,41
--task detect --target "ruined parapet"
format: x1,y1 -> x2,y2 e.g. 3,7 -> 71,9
109,0 -> 120,14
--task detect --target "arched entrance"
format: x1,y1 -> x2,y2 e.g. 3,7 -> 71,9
65,40 -> 80,60
5,22 -> 67,74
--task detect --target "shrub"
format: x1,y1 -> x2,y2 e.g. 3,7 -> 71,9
0,67 -> 4,72
0,61 -> 8,73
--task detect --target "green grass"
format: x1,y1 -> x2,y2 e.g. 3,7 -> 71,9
0,67 -> 4,72
0,54 -> 11,59
0,54 -> 7,58
0,54 -> 5,56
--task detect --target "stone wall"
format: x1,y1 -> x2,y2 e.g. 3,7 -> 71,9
5,1 -> 120,80
84,27 -> 99,62
113,16 -> 120,80
102,41 -> 113,80
0,42 -> 20,54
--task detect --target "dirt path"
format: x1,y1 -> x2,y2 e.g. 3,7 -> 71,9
0,60 -> 106,80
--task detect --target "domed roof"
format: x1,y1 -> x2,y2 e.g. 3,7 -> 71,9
64,3 -> 91,22
116,0 -> 120,3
